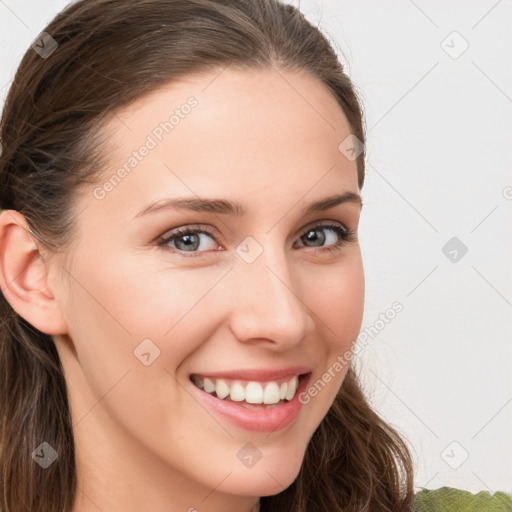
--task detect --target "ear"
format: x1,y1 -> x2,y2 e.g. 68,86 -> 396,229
0,209 -> 69,335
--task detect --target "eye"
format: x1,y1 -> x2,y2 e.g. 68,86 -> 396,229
157,221 -> 356,258
157,225 -> 219,256
294,222 -> 356,254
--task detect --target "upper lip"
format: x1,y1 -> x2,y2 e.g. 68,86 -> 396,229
190,366 -> 312,382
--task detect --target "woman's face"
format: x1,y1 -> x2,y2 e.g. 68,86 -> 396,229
51,67 -> 364,510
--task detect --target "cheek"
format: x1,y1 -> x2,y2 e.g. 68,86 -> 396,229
59,252 -> 210,411
62,259 -> 225,464
306,254 -> 365,347
68,252 -> 231,358
62,259 -> 236,444
298,256 -> 364,409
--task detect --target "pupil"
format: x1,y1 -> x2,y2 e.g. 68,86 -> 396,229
177,234 -> 199,251
305,229 -> 325,247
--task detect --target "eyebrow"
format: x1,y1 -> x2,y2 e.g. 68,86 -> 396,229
133,191 -> 362,219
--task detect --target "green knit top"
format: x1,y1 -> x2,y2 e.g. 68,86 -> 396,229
414,487 -> 512,511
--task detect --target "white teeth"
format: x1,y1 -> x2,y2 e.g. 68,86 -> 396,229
285,377 -> 298,401
192,375 -> 301,404
279,382 -> 288,400
263,382 -> 281,404
229,382 -> 245,402
245,382 -> 263,403
215,379 -> 230,399
203,378 -> 215,393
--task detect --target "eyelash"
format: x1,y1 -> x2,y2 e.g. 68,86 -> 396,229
156,221 -> 356,258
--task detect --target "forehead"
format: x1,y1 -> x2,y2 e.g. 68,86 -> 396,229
82,67 -> 359,222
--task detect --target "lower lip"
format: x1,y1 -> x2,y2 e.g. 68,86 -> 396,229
190,373 -> 311,432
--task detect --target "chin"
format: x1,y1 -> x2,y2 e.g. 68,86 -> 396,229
226,460 -> 302,497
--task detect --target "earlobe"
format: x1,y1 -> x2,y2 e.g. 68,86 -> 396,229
0,209 -> 69,336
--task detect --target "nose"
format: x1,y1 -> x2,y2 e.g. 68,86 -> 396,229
228,242 -> 313,349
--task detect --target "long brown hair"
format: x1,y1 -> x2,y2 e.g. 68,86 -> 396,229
0,1 -> 415,510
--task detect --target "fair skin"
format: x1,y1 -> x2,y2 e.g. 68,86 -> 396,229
0,67 -> 364,512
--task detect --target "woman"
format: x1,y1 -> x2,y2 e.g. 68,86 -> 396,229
0,0 -> 416,511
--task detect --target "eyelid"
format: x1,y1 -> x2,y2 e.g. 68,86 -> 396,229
295,218 -> 350,238
306,219 -> 348,231
157,223 -> 223,245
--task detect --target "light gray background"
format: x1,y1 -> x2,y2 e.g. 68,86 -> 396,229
1,0 -> 511,494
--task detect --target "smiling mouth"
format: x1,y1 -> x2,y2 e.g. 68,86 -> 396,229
189,372 -> 310,410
